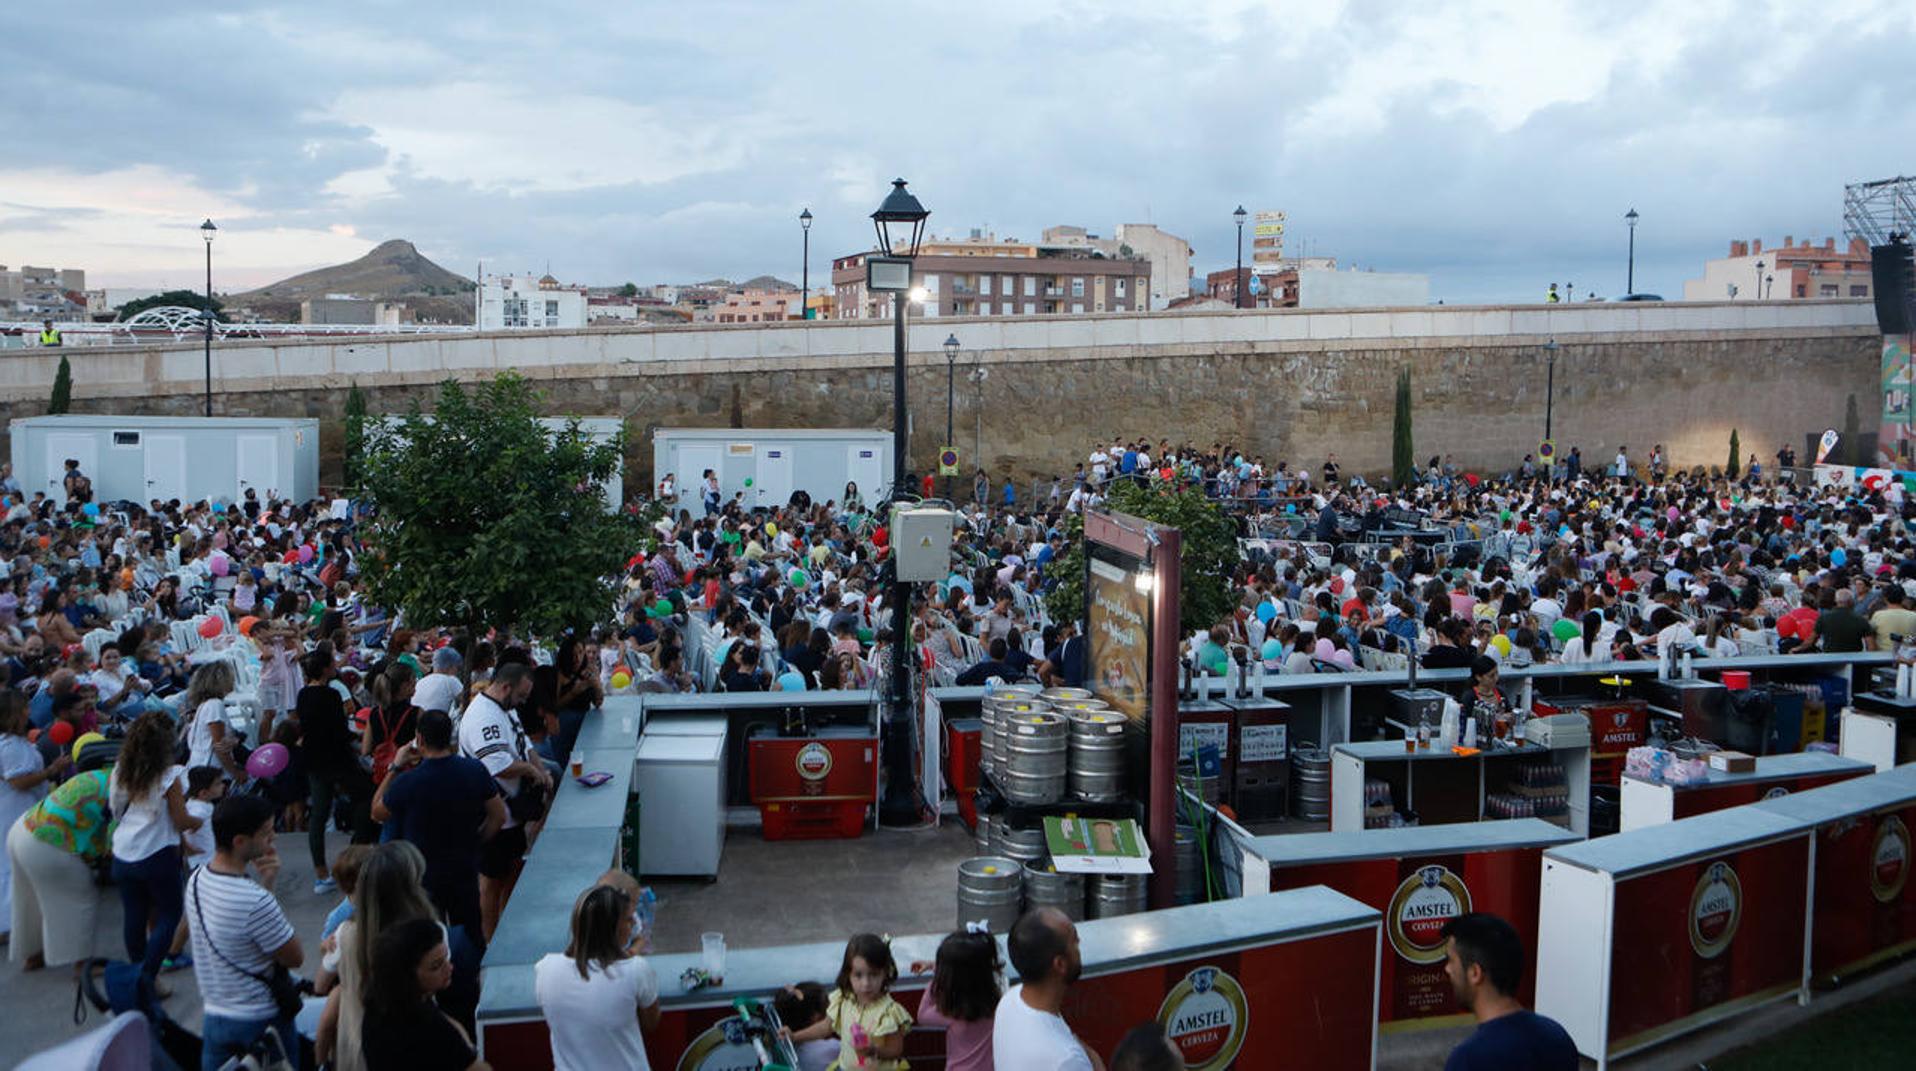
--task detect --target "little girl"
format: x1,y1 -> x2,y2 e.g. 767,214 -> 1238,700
909,928 -> 1002,1071
773,981 -> 840,1071
786,933 -> 912,1071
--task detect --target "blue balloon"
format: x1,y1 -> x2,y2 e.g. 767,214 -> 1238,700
1831,548 -> 1848,567
82,502 -> 100,517
1255,601 -> 1277,623
1261,638 -> 1284,661
776,670 -> 807,692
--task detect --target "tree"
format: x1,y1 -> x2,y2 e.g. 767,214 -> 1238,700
357,372 -> 655,639
1727,428 -> 1741,478
618,282 -> 639,298
342,381 -> 368,490
48,356 -> 71,415
1844,393 -> 1863,466
114,289 -> 226,322
1043,480 -> 1239,633
1392,367 -> 1414,488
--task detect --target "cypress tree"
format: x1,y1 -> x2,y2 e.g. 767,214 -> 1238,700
1391,367 -> 1414,488
48,356 -> 71,415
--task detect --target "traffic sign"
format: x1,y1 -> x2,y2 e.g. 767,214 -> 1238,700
1538,439 -> 1556,460
938,447 -> 960,476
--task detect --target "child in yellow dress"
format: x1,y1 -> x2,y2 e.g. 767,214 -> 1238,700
785,933 -> 913,1071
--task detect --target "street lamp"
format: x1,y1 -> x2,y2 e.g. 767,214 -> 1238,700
867,178 -> 929,827
799,208 -> 813,320
943,333 -> 960,500
200,219 -> 217,417
1765,274 -> 1775,300
1233,205 -> 1248,309
1542,338 -> 1560,445
1755,260 -> 1766,301
1624,208 -> 1639,295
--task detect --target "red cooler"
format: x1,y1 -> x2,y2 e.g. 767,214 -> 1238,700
945,717 -> 984,830
748,725 -> 877,840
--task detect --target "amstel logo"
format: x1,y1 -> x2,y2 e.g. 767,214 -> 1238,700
1156,966 -> 1248,1071
675,1017 -> 759,1071
1872,816 -> 1911,904
1761,786 -> 1791,801
1689,861 -> 1743,960
795,742 -> 833,781
1387,865 -> 1472,964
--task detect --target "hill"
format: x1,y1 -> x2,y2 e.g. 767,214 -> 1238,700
231,239 -> 474,323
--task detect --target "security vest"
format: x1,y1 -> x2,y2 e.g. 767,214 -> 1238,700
1545,290 -> 1559,303
39,328 -> 61,346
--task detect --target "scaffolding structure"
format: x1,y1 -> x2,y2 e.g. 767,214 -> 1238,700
1844,176 -> 1916,246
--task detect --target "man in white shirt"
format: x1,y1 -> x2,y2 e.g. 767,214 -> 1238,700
994,908 -> 1104,1071
413,646 -> 467,716
187,794 -> 304,1067
458,662 -> 549,940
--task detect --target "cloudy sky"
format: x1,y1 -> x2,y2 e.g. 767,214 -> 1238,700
6,0 -> 1916,302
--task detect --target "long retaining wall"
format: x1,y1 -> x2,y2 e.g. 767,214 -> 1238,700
3,300 -> 1880,489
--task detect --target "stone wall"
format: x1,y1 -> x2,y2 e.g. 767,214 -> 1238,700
4,302 -> 1881,492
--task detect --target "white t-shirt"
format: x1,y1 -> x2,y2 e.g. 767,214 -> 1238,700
992,985 -> 1093,1071
185,867 -> 296,1020
459,692 -> 531,828
111,764 -> 187,863
183,798 -> 215,868
187,697 -> 229,770
413,671 -> 465,715
533,952 -> 659,1071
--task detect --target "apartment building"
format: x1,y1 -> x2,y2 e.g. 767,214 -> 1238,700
829,234 -> 1151,320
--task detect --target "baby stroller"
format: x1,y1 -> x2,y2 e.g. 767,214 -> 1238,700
73,958 -> 199,1070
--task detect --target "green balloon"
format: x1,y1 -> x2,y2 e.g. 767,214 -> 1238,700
790,569 -> 809,588
744,477 -> 754,487
653,599 -> 671,615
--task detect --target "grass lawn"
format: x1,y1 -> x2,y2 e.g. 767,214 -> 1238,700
1708,983 -> 1916,1070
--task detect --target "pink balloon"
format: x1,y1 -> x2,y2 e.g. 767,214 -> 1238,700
210,555 -> 230,577
297,545 -> 315,564
245,742 -> 290,779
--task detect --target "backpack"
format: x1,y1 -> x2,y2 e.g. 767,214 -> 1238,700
368,705 -> 401,783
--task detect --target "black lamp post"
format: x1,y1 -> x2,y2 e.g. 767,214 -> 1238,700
1542,338 -> 1559,443
1233,205 -> 1248,308
943,333 -> 959,500
1765,274 -> 1774,300
1625,208 -> 1638,295
200,219 -> 217,417
799,208 -> 813,320
1755,259 -> 1766,301
868,178 -> 929,826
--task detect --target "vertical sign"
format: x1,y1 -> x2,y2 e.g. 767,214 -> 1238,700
1087,552 -> 1150,722
1879,335 -> 1914,467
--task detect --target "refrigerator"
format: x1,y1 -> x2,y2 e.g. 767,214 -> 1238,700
633,729 -> 728,877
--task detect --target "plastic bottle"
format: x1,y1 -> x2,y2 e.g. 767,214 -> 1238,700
1439,700 -> 1459,751
1680,651 -> 1694,680
1416,710 -> 1431,751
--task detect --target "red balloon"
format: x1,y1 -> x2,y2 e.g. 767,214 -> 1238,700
47,721 -> 74,746
197,617 -> 224,639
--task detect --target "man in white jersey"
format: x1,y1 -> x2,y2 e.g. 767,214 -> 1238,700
458,661 -> 548,940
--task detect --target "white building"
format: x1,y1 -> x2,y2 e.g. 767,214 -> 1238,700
1295,268 -> 1430,308
86,288 -> 162,319
1042,224 -> 1193,309
477,273 -> 588,330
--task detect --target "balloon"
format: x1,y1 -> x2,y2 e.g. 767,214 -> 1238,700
72,731 -> 105,763
653,598 -> 672,616
1490,634 -> 1513,657
1255,602 -> 1276,623
246,743 -> 290,779
790,568 -> 809,589
744,478 -> 754,487
1552,618 -> 1581,642
1831,548 -> 1848,567
297,545 -> 315,564
210,555 -> 230,577
1261,638 -> 1284,662
238,616 -> 260,636
610,670 -> 633,690
82,502 -> 100,517
282,549 -> 300,564
197,617 -> 223,639
766,522 -> 778,537
47,721 -> 74,747
776,670 -> 806,692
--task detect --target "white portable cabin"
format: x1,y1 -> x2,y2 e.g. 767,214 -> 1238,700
652,427 -> 892,512
368,415 -> 626,511
10,415 -> 319,506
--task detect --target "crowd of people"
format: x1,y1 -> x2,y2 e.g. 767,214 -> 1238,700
0,429 -> 1887,1069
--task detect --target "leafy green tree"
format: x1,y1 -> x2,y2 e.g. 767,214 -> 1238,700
48,356 -> 72,414
619,282 -> 639,298
1043,480 -> 1239,632
342,381 -> 368,490
1727,428 -> 1741,478
1392,367 -> 1414,488
357,372 -> 654,639
114,290 -> 226,322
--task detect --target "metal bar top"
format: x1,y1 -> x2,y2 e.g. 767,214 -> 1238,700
1751,764 -> 1916,825
477,885 -> 1379,1021
1545,805 -> 1807,878
1248,818 -> 1581,867
1621,751 -> 1871,791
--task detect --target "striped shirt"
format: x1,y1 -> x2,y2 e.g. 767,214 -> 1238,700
186,867 -> 295,1019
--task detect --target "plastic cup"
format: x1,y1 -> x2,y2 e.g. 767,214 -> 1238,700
701,932 -> 726,979
570,758 -> 584,778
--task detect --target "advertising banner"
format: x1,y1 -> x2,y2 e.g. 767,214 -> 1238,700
1605,837 -> 1809,1054
1878,335 -> 1914,468
1805,806 -> 1916,983
1087,553 -> 1150,723
1266,848 -> 1550,1025
1671,770 -> 1870,821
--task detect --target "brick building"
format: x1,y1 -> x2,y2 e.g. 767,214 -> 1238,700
829,233 -> 1150,320
1683,235 -> 1875,302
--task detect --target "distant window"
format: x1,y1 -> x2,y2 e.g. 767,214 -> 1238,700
1851,285 -> 1870,297
1114,278 -> 1126,297
546,300 -> 559,317
112,431 -> 141,447
1820,284 -> 1838,296
1073,303 -> 1085,313
1796,285 -> 1806,297
1024,277 -> 1036,297
1025,302 -> 1037,315
1072,278 -> 1085,297
980,275 -> 992,296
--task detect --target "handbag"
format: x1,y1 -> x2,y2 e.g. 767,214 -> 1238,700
190,870 -> 307,1019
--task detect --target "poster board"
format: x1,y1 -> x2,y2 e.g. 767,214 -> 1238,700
1086,550 -> 1150,722
1044,816 -> 1154,874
